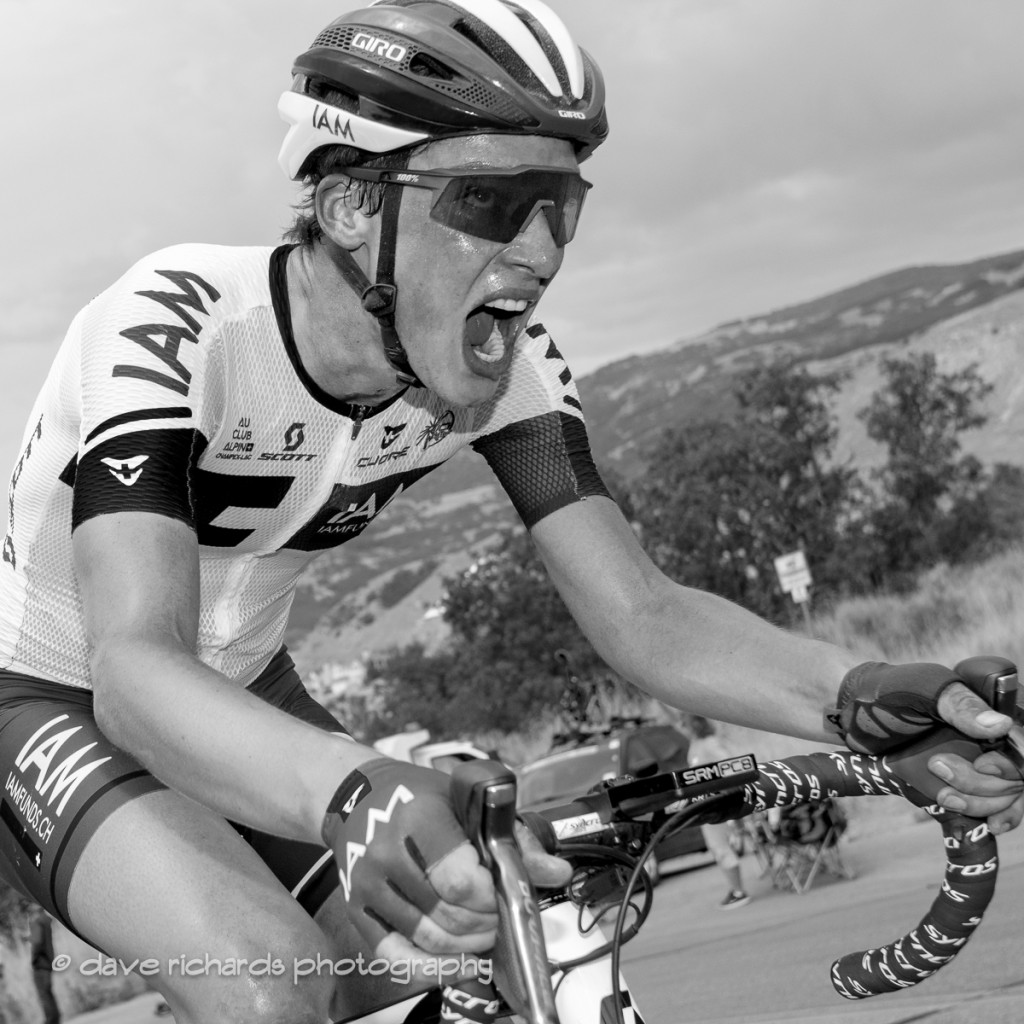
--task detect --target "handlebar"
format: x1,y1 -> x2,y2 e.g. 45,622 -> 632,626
448,655 -> 1019,1021
522,746 -> 999,998
451,746 -> 1002,1020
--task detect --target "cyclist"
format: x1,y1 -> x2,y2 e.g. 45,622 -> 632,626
0,2 -> 1020,1022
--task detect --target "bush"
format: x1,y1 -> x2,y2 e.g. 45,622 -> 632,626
810,546 -> 1024,667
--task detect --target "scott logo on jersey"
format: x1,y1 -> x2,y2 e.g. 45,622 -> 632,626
283,423 -> 306,451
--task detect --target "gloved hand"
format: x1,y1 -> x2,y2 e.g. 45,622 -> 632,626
322,758 -> 570,963
828,660 -> 1024,831
828,661 -> 966,754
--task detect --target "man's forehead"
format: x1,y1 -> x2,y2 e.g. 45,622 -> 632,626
411,133 -> 579,172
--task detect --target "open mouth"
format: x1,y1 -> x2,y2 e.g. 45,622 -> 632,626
464,299 -> 530,375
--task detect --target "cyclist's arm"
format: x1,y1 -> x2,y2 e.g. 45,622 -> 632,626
530,495 -> 1023,824
74,509 -> 381,842
531,495 -> 852,740
74,510 -> 571,955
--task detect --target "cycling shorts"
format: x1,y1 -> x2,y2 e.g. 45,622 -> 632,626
0,649 -> 346,935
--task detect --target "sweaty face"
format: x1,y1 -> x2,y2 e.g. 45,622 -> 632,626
390,134 -> 580,408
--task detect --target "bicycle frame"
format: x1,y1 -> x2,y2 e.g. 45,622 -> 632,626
329,898 -> 637,1024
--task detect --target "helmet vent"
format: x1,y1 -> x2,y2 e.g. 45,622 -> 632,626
408,52 -> 457,81
430,78 -> 533,124
511,8 -> 574,97
312,25 -> 359,50
579,51 -> 599,104
450,17 -> 548,98
306,78 -> 359,113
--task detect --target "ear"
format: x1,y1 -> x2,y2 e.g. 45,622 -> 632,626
315,174 -> 376,252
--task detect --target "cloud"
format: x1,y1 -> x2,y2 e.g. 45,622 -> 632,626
2,0 -> 1024,466
539,0 -> 1024,370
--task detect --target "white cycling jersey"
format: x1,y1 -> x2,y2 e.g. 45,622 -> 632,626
0,243 -> 607,689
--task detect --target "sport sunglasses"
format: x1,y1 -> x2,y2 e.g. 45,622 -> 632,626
339,164 -> 592,247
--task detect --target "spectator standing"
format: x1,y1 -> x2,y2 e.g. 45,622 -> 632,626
687,717 -> 751,909
28,911 -> 60,1024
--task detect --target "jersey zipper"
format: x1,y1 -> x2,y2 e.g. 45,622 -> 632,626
351,405 -> 369,440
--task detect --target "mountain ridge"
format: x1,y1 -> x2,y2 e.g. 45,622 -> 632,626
581,245 -> 1024,474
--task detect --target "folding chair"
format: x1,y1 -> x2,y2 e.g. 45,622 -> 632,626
736,810 -> 778,878
767,798 -> 855,894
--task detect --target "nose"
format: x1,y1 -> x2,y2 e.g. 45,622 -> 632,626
503,206 -> 563,279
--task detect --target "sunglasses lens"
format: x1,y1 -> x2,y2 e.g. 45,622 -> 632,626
431,171 -> 589,245
551,179 -> 587,245
438,178 -> 506,239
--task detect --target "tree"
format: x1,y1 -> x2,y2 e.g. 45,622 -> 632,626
631,362 -> 863,619
362,643 -> 480,738
935,461 -> 1024,564
364,529 -> 642,736
632,417 -> 779,614
859,352 -> 993,583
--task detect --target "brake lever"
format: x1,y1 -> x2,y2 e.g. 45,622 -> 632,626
954,655 -> 1019,717
955,656 -> 1024,780
451,760 -> 559,1024
1002,723 -> 1024,779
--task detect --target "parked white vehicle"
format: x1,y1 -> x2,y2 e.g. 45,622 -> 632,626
373,728 -> 492,773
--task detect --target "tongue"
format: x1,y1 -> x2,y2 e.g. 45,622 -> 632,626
465,310 -> 495,349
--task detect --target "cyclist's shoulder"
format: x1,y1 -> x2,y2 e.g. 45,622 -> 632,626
85,242 -> 282,321
510,317 -> 563,367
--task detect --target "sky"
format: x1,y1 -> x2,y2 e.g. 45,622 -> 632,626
2,0 -> 1024,475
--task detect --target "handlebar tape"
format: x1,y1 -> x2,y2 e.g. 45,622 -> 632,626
831,807 -> 996,998
740,751 -> 998,999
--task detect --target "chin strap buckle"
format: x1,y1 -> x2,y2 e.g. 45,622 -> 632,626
361,283 -> 397,318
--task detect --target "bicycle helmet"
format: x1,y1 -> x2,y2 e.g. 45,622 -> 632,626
278,0 -> 608,387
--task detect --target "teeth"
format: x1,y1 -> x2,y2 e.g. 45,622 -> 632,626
486,298 -> 529,313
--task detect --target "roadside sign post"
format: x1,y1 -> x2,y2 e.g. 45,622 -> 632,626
774,550 -> 813,632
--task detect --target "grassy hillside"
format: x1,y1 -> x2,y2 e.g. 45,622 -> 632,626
811,544 -> 1024,668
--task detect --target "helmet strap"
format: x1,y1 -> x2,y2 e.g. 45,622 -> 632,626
369,171 -> 422,387
322,181 -> 421,387
326,154 -> 422,389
